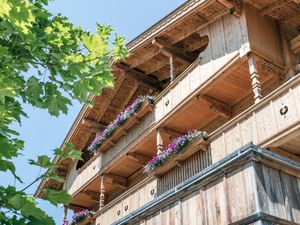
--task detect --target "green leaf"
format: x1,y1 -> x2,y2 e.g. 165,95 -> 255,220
53,143 -> 82,161
46,171 -> 64,183
47,95 -> 72,117
25,77 -> 43,102
0,159 -> 22,182
28,155 -> 55,169
8,194 -> 55,225
42,189 -> 71,206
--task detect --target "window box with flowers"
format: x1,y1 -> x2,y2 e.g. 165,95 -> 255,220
88,95 -> 154,153
63,210 -> 95,225
145,129 -> 209,176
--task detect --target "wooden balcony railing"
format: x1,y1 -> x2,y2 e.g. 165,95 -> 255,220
95,178 -> 157,225
209,74 -> 300,164
64,154 -> 102,196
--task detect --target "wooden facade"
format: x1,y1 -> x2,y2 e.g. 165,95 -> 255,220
35,0 -> 300,225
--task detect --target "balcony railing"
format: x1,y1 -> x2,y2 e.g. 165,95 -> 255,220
95,178 -> 157,225
64,154 -> 102,196
209,74 -> 300,164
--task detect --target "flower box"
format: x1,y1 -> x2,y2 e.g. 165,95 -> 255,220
64,210 -> 95,225
88,96 -> 154,153
75,215 -> 94,225
146,130 -> 209,176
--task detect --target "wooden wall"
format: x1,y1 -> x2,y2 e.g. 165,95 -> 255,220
245,4 -> 283,67
64,154 -> 102,195
254,163 -> 300,222
95,179 -> 157,225
157,148 -> 212,195
210,77 -> 300,163
102,112 -> 155,166
128,162 -> 300,225
155,11 -> 249,122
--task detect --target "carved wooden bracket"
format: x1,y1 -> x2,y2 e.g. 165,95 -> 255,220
160,127 -> 183,138
82,118 -> 106,133
115,63 -> 162,91
105,173 -> 128,190
127,152 -> 151,165
198,94 -> 232,119
152,37 -> 198,64
262,61 -> 286,81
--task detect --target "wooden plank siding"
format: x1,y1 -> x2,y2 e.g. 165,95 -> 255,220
111,147 -> 300,225
64,154 -> 102,196
102,112 -> 155,166
155,10 -> 249,122
157,148 -> 212,195
245,4 -> 283,67
210,76 -> 300,163
95,179 -> 157,225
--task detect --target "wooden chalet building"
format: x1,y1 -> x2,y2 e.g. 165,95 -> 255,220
35,0 -> 300,224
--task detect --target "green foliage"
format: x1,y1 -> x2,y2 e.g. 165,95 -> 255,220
0,0 -> 128,224
42,189 -> 71,206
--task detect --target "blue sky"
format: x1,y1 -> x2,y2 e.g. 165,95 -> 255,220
2,1 -> 186,224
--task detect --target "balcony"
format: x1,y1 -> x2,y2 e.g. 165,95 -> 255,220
209,74 -> 300,164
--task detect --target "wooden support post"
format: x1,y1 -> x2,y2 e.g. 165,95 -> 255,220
99,175 -> 105,209
169,55 -> 175,82
248,54 -> 262,104
156,128 -> 163,154
62,206 -> 68,223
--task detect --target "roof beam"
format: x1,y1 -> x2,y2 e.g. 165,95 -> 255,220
261,0 -> 291,16
129,48 -> 160,69
105,173 -> 127,184
217,0 -> 240,17
116,63 -> 162,91
290,34 -> 300,54
105,173 -> 128,189
198,94 -> 232,119
82,190 -> 99,201
160,127 -> 183,138
112,180 -> 128,190
152,37 -> 197,64
145,60 -> 169,75
127,152 -> 151,165
82,118 -> 106,131
262,61 -> 286,81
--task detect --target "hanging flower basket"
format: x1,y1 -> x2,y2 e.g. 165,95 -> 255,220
63,209 -> 94,225
145,129 -> 209,175
88,95 -> 154,153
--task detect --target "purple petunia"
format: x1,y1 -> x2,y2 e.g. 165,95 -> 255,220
88,95 -> 154,152
63,209 -> 94,225
144,129 -> 204,172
